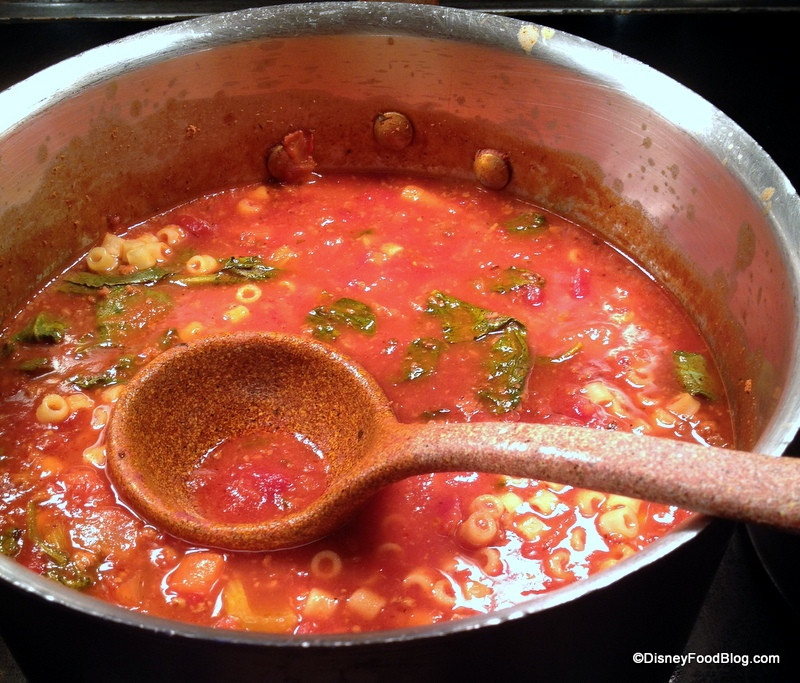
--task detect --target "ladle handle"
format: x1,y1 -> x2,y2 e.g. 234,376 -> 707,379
388,421 -> 800,531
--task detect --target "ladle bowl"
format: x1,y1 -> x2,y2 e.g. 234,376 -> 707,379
106,332 -> 800,551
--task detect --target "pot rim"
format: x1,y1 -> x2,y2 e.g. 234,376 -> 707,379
1,1 -> 799,646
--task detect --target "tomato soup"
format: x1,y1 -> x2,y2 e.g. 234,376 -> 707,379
0,172 -> 732,634
187,429 -> 329,525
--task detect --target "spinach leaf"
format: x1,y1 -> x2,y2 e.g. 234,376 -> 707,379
26,501 -> 92,590
478,319 -> 530,414
307,297 -> 376,340
75,287 -> 172,355
172,256 -> 278,286
489,266 -> 545,294
17,357 -> 57,375
400,338 -> 445,381
0,528 -> 22,557
425,291 -> 510,343
62,266 -> 171,293
95,288 -> 172,348
69,355 -> 136,390
222,256 -> 278,280
425,291 -> 531,413
75,327 -> 114,356
14,312 -> 67,344
674,350 -> 717,400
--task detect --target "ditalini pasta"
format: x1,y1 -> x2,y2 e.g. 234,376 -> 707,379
0,170 -> 732,634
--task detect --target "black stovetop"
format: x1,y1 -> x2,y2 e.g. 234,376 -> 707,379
1,6 -> 799,681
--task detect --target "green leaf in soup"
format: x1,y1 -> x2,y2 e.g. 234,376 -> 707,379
425,291 -> 513,343
95,287 -> 173,347
221,256 -> 279,280
26,501 -> 93,589
502,211 -> 548,235
0,528 -> 23,558
75,327 -> 114,356
400,338 -> 446,381
14,312 -> 67,345
17,357 -> 57,376
673,350 -> 717,400
171,256 -> 279,286
425,291 -> 531,413
69,355 -> 136,390
478,319 -> 530,414
307,297 -> 377,340
159,327 -> 182,350
62,266 -> 171,292
488,266 -> 546,294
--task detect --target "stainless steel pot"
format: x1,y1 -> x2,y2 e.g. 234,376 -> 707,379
1,3 -> 799,680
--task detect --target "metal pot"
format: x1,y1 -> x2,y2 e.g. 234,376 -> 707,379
1,3 -> 798,680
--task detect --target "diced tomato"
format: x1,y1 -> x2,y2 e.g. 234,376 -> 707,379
517,282 -> 545,306
58,466 -> 115,510
571,267 -> 590,299
173,214 -> 214,236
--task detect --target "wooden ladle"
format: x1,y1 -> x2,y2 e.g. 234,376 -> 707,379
106,331 -> 800,551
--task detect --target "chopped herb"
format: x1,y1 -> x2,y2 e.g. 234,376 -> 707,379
0,528 -> 23,557
62,266 -> 171,292
489,266 -> 545,294
400,338 -> 445,381
674,350 -> 717,400
69,355 -> 136,389
503,211 -> 548,235
425,291 -> 531,413
17,357 -> 57,375
26,501 -> 92,590
172,256 -> 279,286
536,341 -> 583,365
307,297 -> 376,340
14,312 -> 67,345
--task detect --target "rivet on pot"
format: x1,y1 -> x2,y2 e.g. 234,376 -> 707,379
373,111 -> 414,151
474,149 -> 511,190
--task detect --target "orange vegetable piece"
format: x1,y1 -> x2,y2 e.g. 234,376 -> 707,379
168,551 -> 225,597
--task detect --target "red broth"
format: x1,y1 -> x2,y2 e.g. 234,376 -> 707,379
0,173 -> 732,633
187,430 -> 329,525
